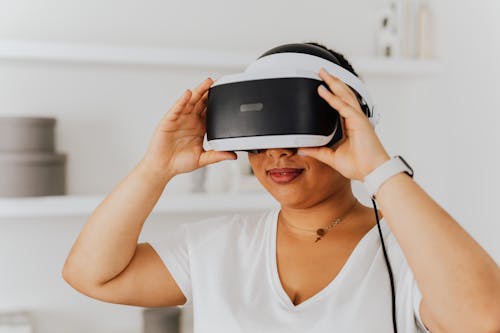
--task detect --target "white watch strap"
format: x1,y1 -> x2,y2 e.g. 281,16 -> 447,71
363,156 -> 413,200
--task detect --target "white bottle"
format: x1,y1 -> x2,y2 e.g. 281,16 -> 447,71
417,0 -> 434,59
402,0 -> 419,58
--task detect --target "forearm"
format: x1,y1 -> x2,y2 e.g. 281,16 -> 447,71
376,173 -> 500,330
63,159 -> 173,286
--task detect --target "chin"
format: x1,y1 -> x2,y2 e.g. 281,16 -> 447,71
260,181 -> 318,209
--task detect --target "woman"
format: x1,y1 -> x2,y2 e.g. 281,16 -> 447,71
62,43 -> 500,333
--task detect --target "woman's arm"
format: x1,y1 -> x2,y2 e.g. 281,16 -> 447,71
375,171 -> 500,333
62,78 -> 236,306
299,68 -> 500,332
62,160 -> 191,307
62,159 -> 171,291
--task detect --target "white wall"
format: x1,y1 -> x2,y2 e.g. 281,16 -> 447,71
0,1 -> 499,332
0,0 -> 383,55
0,212 -> 212,333
405,0 -> 500,260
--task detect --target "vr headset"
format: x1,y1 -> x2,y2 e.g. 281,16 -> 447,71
203,43 -> 379,152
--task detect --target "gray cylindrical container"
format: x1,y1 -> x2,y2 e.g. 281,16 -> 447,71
0,116 -> 56,152
0,153 -> 66,197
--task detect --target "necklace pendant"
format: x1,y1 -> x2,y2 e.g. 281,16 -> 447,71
315,228 -> 326,243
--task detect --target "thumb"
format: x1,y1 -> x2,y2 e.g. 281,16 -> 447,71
198,150 -> 237,168
297,147 -> 336,167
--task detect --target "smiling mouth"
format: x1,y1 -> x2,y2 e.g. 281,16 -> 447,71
267,168 -> 304,184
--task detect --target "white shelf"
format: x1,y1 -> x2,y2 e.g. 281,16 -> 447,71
0,40 -> 443,75
0,191 -> 279,220
0,40 -> 253,69
350,57 -> 443,76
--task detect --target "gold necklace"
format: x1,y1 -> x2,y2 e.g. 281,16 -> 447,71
280,200 -> 358,243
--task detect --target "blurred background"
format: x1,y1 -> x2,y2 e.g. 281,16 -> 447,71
0,0 -> 498,332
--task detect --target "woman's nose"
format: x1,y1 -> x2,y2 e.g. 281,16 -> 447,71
265,148 -> 297,158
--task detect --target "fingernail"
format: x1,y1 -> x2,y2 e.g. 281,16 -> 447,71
319,84 -> 328,92
298,151 -> 307,156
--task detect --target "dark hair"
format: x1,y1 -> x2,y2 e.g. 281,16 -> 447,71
304,42 -> 370,118
259,42 -> 360,79
258,42 -> 369,117
305,42 -> 361,79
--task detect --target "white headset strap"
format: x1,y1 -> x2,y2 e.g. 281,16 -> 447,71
212,52 -> 381,128
247,53 -> 373,109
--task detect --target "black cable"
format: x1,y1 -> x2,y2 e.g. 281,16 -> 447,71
371,198 -> 398,333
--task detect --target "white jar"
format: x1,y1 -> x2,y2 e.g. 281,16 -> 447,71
204,160 -> 241,193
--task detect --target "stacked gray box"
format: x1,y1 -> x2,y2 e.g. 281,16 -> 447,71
0,116 -> 66,197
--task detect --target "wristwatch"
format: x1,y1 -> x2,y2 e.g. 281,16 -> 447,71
363,155 -> 414,200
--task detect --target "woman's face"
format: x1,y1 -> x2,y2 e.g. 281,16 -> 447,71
247,148 -> 350,208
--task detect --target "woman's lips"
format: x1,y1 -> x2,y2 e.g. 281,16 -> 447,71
267,168 -> 304,184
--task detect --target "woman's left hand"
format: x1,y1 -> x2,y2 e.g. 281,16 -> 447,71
297,68 -> 390,181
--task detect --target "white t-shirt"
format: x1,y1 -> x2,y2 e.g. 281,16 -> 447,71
150,209 -> 431,333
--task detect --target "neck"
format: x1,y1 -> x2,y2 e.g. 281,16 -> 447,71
278,185 -> 360,235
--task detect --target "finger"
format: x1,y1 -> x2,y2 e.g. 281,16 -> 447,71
199,107 -> 207,120
193,90 -> 209,115
199,99 -> 209,118
198,150 -> 237,167
319,68 -> 360,109
297,146 -> 337,167
318,85 -> 365,123
166,89 -> 193,119
186,78 -> 213,113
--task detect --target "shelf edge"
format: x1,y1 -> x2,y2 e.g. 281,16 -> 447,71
0,192 -> 279,220
0,40 -> 443,75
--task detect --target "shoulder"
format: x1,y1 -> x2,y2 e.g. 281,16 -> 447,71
187,209 -> 275,231
184,209 -> 278,248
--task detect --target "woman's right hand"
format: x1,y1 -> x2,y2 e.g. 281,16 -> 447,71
142,78 -> 237,180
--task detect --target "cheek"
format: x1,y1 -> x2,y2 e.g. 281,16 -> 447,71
304,163 -> 344,189
247,155 -> 272,188
247,155 -> 261,175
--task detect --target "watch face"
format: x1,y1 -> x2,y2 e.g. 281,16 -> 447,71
395,155 -> 414,177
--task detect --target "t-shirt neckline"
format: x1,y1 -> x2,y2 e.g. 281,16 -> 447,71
267,208 -> 383,311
